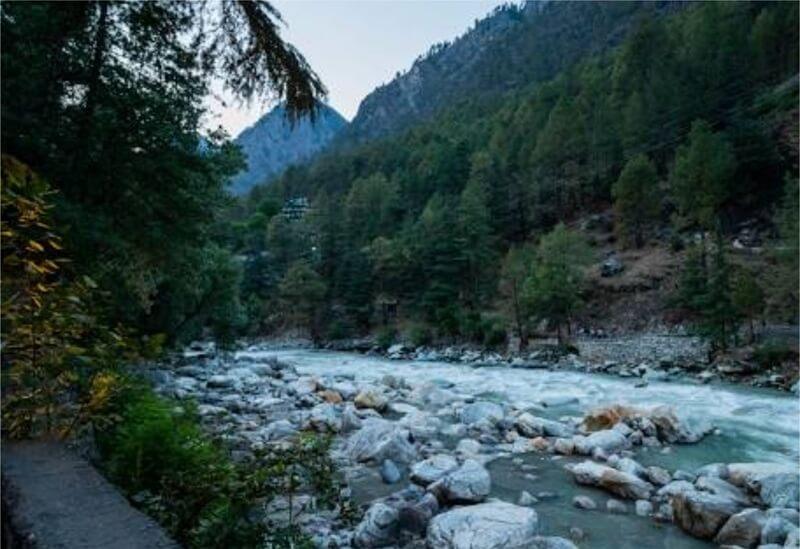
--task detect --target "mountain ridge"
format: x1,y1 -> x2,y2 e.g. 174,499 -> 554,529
230,103 -> 347,195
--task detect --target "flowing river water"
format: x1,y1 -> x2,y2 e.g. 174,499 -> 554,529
236,348 -> 799,548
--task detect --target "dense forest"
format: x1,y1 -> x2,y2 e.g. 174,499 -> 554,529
232,1 -> 799,350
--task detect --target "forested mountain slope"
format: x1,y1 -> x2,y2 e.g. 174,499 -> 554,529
235,1 -> 798,349
230,103 -> 346,195
343,1 -> 684,143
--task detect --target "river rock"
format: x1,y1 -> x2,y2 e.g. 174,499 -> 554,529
332,381 -> 358,400
672,490 -> 744,539
530,536 -> 578,549
428,459 -> 491,504
290,376 -> 318,395
353,502 -> 399,547
713,508 -> 767,548
308,403 -> 342,433
695,475 -> 750,506
354,389 -> 388,412
574,429 -> 629,455
319,389 -> 343,403
455,439 -> 481,456
426,501 -> 539,549
410,454 -> 458,486
573,495 -> 597,510
614,457 -> 646,479
341,404 -> 363,432
207,375 -> 236,389
553,438 -> 575,455
518,491 -> 538,506
761,508 -> 800,545
380,459 -> 402,484
646,466 -> 672,486
460,401 -> 504,425
345,418 -> 417,464
606,498 -> 628,514
635,500 -> 653,516
516,413 -> 574,438
570,461 -> 654,500
263,419 -> 298,441
727,463 -> 799,510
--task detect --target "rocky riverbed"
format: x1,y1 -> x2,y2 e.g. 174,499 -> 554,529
150,345 -> 800,548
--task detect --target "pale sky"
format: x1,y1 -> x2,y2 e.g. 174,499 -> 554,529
205,0 -> 507,137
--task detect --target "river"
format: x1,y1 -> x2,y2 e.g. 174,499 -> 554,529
237,348 -> 799,548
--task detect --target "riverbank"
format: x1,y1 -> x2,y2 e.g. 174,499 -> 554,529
229,331 -> 799,393
149,345 -> 800,547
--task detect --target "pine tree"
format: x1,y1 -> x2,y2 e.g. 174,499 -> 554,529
671,120 -> 736,231
524,224 -> 592,343
498,245 -> 535,350
278,260 -> 327,340
732,267 -> 764,343
612,154 -> 661,247
458,166 -> 496,310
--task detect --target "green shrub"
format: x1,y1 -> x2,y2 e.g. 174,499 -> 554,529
376,326 -> 396,349
326,319 -> 353,341
483,322 -> 507,348
752,340 -> 796,368
97,385 -> 346,548
408,323 -> 433,347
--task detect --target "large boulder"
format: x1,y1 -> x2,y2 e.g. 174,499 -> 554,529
353,502 -> 399,547
761,508 -> 800,545
573,430 -> 629,456
713,508 -> 767,548
727,463 -> 799,510
354,389 -> 389,412
694,475 -> 750,506
410,454 -> 459,486
429,459 -> 491,504
581,405 -> 712,444
345,418 -> 417,464
308,403 -> 342,433
672,490 -> 744,539
460,401 -> 504,426
570,461 -> 654,500
515,413 -> 574,438
426,501 -> 539,549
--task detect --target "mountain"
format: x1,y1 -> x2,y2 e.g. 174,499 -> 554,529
230,103 -> 347,195
343,1 -> 683,143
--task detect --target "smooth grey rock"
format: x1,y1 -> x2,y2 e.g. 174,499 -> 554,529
262,419 -> 298,441
308,403 -> 342,433
353,502 -> 399,548
607,498 -> 628,514
410,454 -> 458,486
570,461 -> 654,500
714,508 -> 767,548
461,401 -> 504,426
429,459 -> 491,504
573,495 -> 597,510
695,475 -> 750,506
380,460 -> 402,484
426,501 -> 539,549
342,404 -> 364,432
518,490 -> 538,506
760,508 -> 800,545
516,413 -> 574,438
530,536 -> 578,549
455,438 -> 481,456
635,500 -> 654,516
728,463 -> 799,510
614,457 -> 646,479
574,430 -> 629,456
345,418 -> 417,464
354,389 -> 388,412
672,490 -> 744,539
658,480 -> 696,499
646,466 -> 672,486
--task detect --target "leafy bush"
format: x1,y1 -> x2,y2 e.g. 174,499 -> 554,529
97,386 -> 345,548
752,340 -> 796,368
483,322 -> 507,348
376,326 -> 396,349
326,319 -> 354,341
408,323 -> 433,347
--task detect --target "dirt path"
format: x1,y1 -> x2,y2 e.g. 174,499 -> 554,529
2,441 -> 178,549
